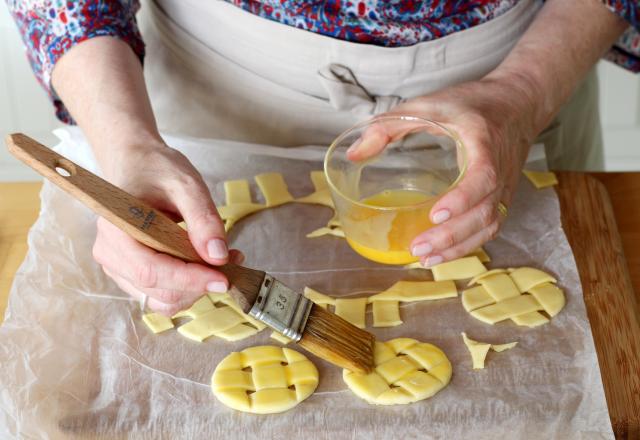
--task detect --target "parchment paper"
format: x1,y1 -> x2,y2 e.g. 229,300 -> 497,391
0,127 -> 613,439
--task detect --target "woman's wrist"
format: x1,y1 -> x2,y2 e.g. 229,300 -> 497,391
482,0 -> 628,141
481,67 -> 549,140
94,131 -> 168,184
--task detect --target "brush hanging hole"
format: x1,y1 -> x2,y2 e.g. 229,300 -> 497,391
54,158 -> 76,177
55,166 -> 71,177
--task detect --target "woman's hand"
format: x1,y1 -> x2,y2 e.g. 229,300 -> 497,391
348,72 -> 540,266
50,37 -> 243,316
346,0 -> 628,268
92,140 -> 242,316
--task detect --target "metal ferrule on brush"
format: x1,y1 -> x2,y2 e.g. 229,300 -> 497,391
248,274 -> 313,341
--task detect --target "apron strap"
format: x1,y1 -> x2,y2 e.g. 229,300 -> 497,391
318,64 -> 403,116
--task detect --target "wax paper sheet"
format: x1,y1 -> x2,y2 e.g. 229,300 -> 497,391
0,127 -> 613,439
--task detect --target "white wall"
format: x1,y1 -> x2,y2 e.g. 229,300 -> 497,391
1,5 -> 639,181
598,61 -> 640,170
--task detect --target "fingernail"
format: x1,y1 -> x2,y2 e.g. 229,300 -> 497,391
207,281 -> 228,293
411,242 -> 432,257
207,239 -> 228,260
424,255 -> 443,268
346,137 -> 363,155
432,210 -> 450,224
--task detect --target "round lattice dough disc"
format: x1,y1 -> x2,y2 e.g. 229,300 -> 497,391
462,267 -> 565,327
211,346 -> 319,414
343,338 -> 452,405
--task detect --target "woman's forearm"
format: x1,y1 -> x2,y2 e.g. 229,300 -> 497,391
51,36 -> 164,180
51,34 -> 233,301
488,0 -> 628,134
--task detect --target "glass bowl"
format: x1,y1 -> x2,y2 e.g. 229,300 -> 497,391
324,115 -> 466,265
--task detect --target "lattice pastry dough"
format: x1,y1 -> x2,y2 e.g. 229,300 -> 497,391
215,171 -> 346,237
142,293 -> 266,342
431,256 -> 488,281
523,170 -> 558,189
218,172 -> 293,231
343,338 -> 451,405
295,170 -> 333,208
304,280 -> 457,328
270,331 -> 292,345
461,332 -> 517,369
296,171 -> 345,238
211,346 -> 319,414
142,313 -> 174,333
404,248 -> 491,271
462,267 -> 565,327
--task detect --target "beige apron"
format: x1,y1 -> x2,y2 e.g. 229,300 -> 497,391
139,0 -> 603,170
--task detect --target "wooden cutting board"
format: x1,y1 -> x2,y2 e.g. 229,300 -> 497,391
556,172 -> 640,439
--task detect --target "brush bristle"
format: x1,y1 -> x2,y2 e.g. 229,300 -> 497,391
298,305 -> 376,373
219,264 -> 266,314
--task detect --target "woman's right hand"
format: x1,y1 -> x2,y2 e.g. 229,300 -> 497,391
92,140 -> 242,316
48,37 -> 242,316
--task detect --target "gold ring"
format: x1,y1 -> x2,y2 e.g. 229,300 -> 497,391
498,202 -> 508,217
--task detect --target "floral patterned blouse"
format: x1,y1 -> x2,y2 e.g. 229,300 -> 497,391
5,0 -> 640,123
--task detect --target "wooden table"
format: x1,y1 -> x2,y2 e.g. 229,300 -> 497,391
0,182 -> 41,319
557,172 -> 640,439
591,173 -> 640,312
1,175 -> 640,438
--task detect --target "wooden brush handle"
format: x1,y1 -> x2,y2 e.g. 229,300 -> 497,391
5,133 -> 264,313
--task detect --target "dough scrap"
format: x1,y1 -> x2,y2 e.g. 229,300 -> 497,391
461,333 -> 490,369
304,281 -> 456,328
368,280 -> 457,302
295,171 -> 334,208
217,172 -> 295,232
270,331 -> 292,345
491,341 -> 519,352
470,247 -> 491,263
343,338 -> 451,405
142,313 -> 174,334
214,171 -> 344,239
255,172 -> 294,207
142,293 -> 266,342
335,297 -> 368,329
327,212 -> 341,227
462,267 -> 565,327
218,180 -> 265,231
295,172 -> 345,239
431,256 -> 487,281
372,301 -> 402,327
211,346 -> 319,414
461,332 -> 518,369
303,287 -> 335,309
225,179 -> 252,205
404,248 -> 490,270
523,170 -> 559,189
306,226 -> 345,238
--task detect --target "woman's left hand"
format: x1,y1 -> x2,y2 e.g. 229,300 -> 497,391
348,73 -> 541,266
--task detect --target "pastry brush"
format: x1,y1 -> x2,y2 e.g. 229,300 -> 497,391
6,133 -> 376,374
